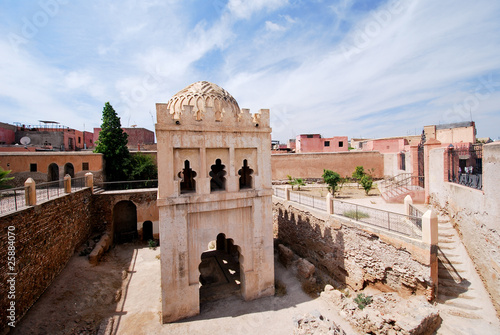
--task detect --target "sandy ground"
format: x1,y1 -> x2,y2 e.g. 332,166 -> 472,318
13,242 -> 358,335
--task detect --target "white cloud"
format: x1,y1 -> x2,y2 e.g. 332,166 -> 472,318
227,0 -> 289,19
265,21 -> 286,32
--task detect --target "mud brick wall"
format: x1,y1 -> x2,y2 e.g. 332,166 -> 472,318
0,189 -> 93,331
273,200 -> 434,298
91,190 -> 158,234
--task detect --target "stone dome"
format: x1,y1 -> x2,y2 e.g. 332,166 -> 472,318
167,81 -> 240,120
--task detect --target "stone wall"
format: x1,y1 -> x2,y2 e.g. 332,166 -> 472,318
273,199 -> 435,299
428,142 -> 500,315
91,190 -> 159,239
0,189 -> 93,331
271,151 -> 384,180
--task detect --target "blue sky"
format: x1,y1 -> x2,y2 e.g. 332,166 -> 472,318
1,0 -> 500,142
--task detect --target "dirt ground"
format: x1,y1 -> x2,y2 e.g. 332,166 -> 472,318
12,242 -> 358,335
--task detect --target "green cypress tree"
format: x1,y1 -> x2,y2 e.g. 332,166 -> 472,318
94,102 -> 131,182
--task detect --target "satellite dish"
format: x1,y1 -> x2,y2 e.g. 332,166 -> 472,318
20,136 -> 31,145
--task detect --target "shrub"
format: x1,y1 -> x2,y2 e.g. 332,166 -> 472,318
343,210 -> 370,219
352,166 -> 365,181
322,169 -> 341,195
360,175 -> 373,195
148,239 -> 157,249
354,293 -> 372,310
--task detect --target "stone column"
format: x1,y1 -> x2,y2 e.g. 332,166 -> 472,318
285,185 -> 290,200
424,139 -> 442,204
24,178 -> 36,206
422,209 -> 438,299
64,174 -> 71,194
85,172 -> 94,194
404,195 -> 413,216
326,192 -> 334,214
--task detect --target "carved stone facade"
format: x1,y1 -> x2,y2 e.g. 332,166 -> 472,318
156,81 -> 275,322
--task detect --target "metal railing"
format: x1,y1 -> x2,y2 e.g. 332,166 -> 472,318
288,190 -> 327,211
333,200 -> 422,238
383,173 -> 424,195
272,186 -> 422,238
408,203 -> 423,230
36,180 -> 64,203
71,177 -> 86,191
95,179 -> 158,191
0,186 -> 28,215
447,144 -> 483,190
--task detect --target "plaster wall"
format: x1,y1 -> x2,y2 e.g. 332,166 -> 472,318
428,143 -> 500,315
0,123 -> 16,144
271,151 -> 384,180
0,152 -> 103,186
383,152 -> 412,177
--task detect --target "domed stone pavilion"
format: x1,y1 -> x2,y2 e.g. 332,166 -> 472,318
155,81 -> 275,322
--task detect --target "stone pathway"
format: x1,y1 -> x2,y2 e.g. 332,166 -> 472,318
434,215 -> 500,334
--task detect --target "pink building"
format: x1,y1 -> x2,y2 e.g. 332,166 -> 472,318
93,127 -> 155,150
0,122 -> 16,145
363,138 -> 409,154
295,134 -> 348,153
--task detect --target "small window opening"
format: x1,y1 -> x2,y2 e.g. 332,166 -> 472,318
30,163 -> 37,172
307,135 -> 313,138
238,159 -> 254,189
179,160 -> 197,194
210,159 -> 226,192
324,141 -> 330,147
82,162 -> 89,170
339,141 -> 344,147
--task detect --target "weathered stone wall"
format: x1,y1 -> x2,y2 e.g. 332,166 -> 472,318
91,189 -> 159,239
0,189 -> 93,331
429,143 -> 500,315
273,199 -> 435,298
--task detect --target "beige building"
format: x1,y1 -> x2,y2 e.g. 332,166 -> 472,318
424,121 -> 476,145
155,81 -> 275,322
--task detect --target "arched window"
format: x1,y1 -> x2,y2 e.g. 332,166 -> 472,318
210,159 -> 226,192
178,160 -> 197,194
238,159 -> 253,189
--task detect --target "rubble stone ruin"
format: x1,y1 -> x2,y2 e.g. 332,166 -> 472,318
156,81 -> 275,322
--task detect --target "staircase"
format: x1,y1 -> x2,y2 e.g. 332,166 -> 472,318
379,173 -> 425,203
435,215 -> 500,334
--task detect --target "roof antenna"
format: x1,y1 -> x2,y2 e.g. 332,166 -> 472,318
469,107 -> 473,122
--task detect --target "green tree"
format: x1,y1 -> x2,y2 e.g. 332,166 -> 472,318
0,167 -> 14,189
352,166 -> 365,181
294,178 -> 305,191
322,169 -> 341,195
130,153 -> 158,181
94,102 -> 131,181
360,175 -> 373,195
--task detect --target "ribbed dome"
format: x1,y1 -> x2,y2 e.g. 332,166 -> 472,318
166,81 -> 240,119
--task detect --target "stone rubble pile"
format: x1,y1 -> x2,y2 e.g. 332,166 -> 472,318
321,285 -> 440,335
293,310 -> 346,335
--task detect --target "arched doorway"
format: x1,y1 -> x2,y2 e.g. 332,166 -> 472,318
198,233 -> 241,304
113,201 -> 137,243
48,163 -> 59,181
64,163 -> 75,178
142,221 -> 153,241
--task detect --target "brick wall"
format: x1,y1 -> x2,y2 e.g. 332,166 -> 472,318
0,189 -> 93,331
273,199 -> 435,299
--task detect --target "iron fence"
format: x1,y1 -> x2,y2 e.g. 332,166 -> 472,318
36,180 -> 64,203
289,190 -> 327,211
96,179 -> 158,191
274,187 -> 286,198
71,177 -> 86,192
333,200 -> 422,238
448,144 -> 483,190
0,186 -> 28,215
